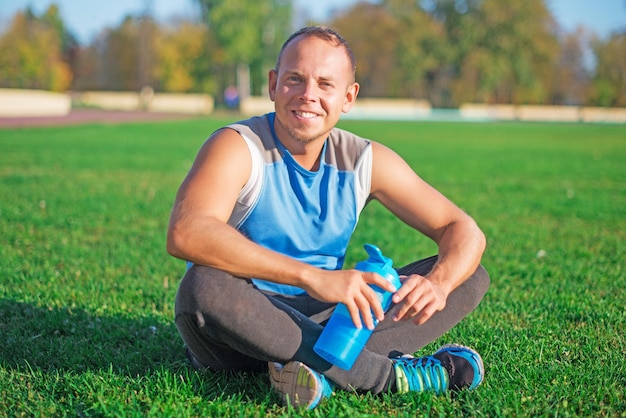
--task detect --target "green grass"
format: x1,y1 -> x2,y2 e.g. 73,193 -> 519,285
1,118 -> 624,417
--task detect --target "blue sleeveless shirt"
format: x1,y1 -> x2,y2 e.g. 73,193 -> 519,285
225,113 -> 372,295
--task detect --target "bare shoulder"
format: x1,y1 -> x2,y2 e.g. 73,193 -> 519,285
369,141 -> 419,194
187,127 -> 252,183
369,140 -> 402,161
172,127 -> 253,222
196,127 -> 251,166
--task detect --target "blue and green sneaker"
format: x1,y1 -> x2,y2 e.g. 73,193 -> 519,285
392,344 -> 484,394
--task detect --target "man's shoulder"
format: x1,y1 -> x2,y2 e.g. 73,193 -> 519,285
227,113 -> 271,137
326,126 -> 372,170
328,126 -> 371,150
220,113 -> 281,163
223,113 -> 274,147
231,113 -> 269,127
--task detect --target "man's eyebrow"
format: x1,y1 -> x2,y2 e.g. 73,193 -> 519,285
279,70 -> 302,79
280,69 -> 338,83
294,70 -> 335,79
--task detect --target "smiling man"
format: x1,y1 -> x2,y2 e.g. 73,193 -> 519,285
167,26 -> 489,409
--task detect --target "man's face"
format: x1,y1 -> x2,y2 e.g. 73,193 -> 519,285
269,35 -> 359,146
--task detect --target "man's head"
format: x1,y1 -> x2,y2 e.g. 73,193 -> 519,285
275,26 -> 357,83
269,26 -> 360,147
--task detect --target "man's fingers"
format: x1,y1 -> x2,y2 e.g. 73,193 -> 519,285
355,294 -> 376,330
367,272 -> 398,293
394,295 -> 427,322
345,301 -> 363,330
392,275 -> 421,303
392,275 -> 447,323
392,279 -> 421,320
345,285 -> 384,330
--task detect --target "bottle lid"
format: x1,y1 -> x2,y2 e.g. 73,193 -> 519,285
355,244 -> 400,287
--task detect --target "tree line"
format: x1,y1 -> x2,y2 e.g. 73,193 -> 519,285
0,0 -> 624,107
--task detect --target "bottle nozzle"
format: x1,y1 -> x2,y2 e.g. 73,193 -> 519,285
363,244 -> 392,267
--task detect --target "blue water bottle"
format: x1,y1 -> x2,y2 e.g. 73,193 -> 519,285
313,244 -> 401,370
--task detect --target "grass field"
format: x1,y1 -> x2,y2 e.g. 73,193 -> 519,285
1,118 -> 624,417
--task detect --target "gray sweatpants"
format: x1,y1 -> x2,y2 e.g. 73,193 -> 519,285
174,255 -> 489,394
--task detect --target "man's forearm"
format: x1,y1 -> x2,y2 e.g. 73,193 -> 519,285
426,218 -> 486,296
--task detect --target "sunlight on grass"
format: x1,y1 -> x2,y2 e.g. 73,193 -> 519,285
1,119 -> 624,416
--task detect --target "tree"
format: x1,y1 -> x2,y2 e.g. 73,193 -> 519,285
450,0 -> 560,105
73,13 -> 217,94
589,32 -> 626,107
72,15 -> 157,92
0,5 -> 74,91
70,37 -> 104,91
102,17 -> 145,91
549,27 -> 590,105
332,3 -> 399,97
153,21 -> 215,93
382,0 -> 448,101
194,0 -> 292,102
40,2 -> 79,78
332,1 -> 448,101
412,0 -> 483,106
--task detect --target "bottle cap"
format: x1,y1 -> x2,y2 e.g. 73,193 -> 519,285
355,244 -> 401,288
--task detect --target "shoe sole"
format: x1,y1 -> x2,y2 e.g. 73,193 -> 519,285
435,343 -> 484,389
268,361 -> 323,409
185,346 -> 209,371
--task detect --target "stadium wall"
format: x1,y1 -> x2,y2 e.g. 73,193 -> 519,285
1,89 -> 625,123
0,88 -> 71,117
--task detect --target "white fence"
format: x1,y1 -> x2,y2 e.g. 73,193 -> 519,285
0,88 -> 71,117
241,96 -> 626,123
1,89 -> 625,123
460,103 -> 626,123
73,90 -> 214,114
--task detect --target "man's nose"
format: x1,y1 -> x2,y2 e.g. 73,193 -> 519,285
299,80 -> 318,102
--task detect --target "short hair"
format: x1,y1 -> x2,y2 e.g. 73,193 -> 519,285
275,26 -> 357,81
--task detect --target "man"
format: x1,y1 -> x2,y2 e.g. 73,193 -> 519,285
167,26 -> 489,409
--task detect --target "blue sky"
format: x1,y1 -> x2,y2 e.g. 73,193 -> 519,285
0,0 -> 624,44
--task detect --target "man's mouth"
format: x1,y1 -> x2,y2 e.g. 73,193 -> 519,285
293,110 -> 320,119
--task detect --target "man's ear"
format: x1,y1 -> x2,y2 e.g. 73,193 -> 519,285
268,69 -> 278,101
342,82 -> 360,113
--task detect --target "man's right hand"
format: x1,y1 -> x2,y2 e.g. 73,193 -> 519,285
302,269 -> 397,330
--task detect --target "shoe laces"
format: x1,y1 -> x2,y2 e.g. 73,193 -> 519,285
394,355 -> 449,395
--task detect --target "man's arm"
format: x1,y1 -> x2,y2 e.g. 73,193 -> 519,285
369,141 -> 486,325
166,129 -> 395,329
167,128 -> 313,283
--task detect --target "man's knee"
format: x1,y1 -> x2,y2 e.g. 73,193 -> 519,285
464,265 -> 490,309
474,264 -> 490,295
176,264 -> 250,314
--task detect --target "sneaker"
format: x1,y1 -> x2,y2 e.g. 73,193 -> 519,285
392,344 -> 484,395
185,346 -> 208,371
434,344 -> 484,391
268,361 -> 333,409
